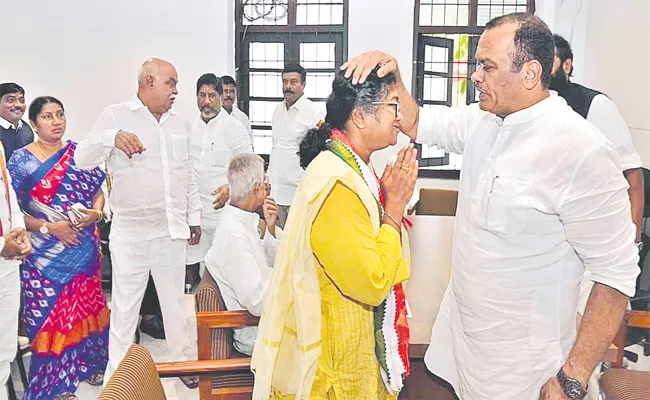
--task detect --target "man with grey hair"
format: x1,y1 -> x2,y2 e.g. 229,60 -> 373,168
75,58 -> 201,389
204,153 -> 280,355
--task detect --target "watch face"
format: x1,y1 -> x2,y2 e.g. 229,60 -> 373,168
39,225 -> 48,234
563,380 -> 585,399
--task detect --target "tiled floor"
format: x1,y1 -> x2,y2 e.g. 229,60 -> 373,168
10,295 -> 199,400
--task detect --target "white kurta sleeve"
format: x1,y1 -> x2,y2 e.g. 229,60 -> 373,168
558,143 -> 640,297
586,95 -> 642,172
416,104 -> 483,154
75,107 -> 119,170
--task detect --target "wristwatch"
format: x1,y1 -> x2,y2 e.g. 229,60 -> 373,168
636,241 -> 644,252
556,367 -> 587,399
38,222 -> 49,235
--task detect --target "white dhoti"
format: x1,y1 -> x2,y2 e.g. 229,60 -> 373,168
105,236 -> 190,384
186,210 -> 222,277
0,267 -> 20,400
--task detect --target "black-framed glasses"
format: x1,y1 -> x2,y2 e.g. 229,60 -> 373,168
371,100 -> 400,119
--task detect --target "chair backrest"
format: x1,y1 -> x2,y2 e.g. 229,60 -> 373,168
195,271 -> 234,359
99,344 -> 166,400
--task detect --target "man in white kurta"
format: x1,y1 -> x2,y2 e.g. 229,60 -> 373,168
187,74 -> 252,272
204,153 -> 280,356
75,59 -> 201,387
342,13 -> 639,400
0,144 -> 29,400
268,64 -> 323,228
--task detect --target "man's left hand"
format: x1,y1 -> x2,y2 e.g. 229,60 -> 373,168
189,226 -> 201,246
540,377 -> 568,400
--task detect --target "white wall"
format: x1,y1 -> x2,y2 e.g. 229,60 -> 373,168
1,0 -> 235,141
348,0 -> 416,171
584,0 -> 650,167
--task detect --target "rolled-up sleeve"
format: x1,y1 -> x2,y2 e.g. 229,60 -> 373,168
559,143 -> 640,297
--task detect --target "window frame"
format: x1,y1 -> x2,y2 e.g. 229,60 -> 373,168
412,0 -> 535,179
235,0 -> 349,156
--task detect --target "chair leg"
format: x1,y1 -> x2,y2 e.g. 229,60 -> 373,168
6,373 -> 17,400
16,352 -> 28,390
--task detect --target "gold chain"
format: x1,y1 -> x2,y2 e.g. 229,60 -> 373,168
36,140 -> 62,159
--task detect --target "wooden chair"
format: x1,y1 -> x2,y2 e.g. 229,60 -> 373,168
600,310 -> 650,399
188,271 -> 260,399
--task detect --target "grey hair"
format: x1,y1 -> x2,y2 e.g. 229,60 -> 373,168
227,153 -> 266,204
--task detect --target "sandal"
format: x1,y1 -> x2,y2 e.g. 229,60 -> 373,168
179,375 -> 199,389
86,372 -> 104,386
52,392 -> 78,400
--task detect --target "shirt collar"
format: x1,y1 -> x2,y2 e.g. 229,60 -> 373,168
499,93 -> 565,127
284,94 -> 307,112
225,204 -> 261,231
0,116 -> 23,130
129,94 -> 177,115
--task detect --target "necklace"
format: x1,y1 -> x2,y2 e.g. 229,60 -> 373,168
36,140 -> 62,159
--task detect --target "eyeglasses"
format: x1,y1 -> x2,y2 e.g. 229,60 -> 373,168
371,100 -> 400,119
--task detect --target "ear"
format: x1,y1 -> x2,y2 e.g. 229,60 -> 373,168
146,75 -> 155,89
521,59 -> 543,90
350,108 -> 367,130
562,59 -> 572,76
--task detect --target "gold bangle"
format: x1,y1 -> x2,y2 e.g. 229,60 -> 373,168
383,212 -> 401,228
93,209 -> 103,221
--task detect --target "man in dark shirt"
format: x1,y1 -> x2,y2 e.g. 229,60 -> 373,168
0,83 -> 34,160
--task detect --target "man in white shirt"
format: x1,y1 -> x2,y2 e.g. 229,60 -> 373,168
204,153 -> 280,356
187,73 -> 252,280
269,64 -> 324,228
75,58 -> 202,389
221,75 -> 254,149
343,12 -> 639,400
0,143 -> 31,400
0,83 -> 34,160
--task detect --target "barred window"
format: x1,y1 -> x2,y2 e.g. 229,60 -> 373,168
414,0 -> 534,175
237,0 -> 348,154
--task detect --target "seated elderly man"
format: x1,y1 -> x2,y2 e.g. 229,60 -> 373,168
204,153 -> 280,355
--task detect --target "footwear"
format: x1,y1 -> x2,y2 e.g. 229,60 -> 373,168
179,375 -> 199,389
139,314 -> 166,340
52,392 -> 78,400
86,372 -> 104,386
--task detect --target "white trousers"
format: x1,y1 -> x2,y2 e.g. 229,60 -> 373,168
0,268 -> 19,400
104,236 -> 189,385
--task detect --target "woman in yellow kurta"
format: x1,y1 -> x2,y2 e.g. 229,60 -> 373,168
251,68 -> 418,399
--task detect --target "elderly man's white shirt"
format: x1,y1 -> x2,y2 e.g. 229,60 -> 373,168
204,204 -> 279,355
418,95 -> 639,399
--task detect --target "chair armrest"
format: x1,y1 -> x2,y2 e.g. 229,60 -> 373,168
197,311 -> 260,329
627,310 -> 650,329
155,358 -> 251,377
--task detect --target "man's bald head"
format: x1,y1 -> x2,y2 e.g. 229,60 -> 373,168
137,58 -> 178,117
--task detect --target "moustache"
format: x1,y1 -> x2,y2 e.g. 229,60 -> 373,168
284,89 -> 294,94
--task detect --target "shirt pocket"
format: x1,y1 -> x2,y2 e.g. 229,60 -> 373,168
482,177 -> 531,234
171,134 -> 189,161
209,149 -> 231,168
